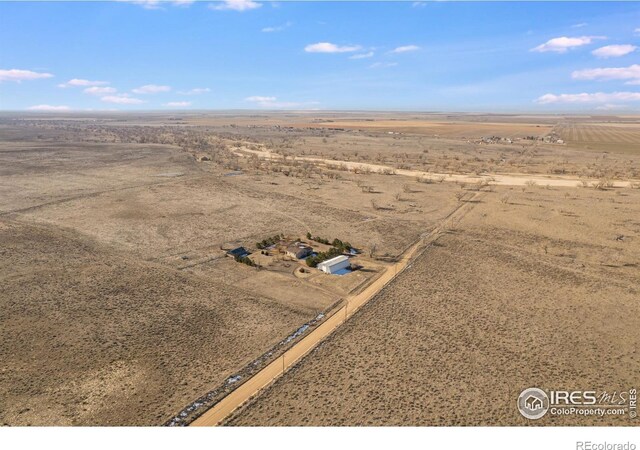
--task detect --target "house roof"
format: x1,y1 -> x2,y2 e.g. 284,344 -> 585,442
227,247 -> 248,256
287,244 -> 311,253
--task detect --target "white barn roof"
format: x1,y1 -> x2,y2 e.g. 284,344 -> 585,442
317,255 -> 348,268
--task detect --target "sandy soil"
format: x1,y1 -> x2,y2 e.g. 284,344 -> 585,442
192,192 -> 479,426
0,119 -> 456,425
557,122 -> 640,155
1,113 -> 638,426
235,146 -> 640,188
290,120 -> 554,138
228,186 -> 640,426
0,219 -> 311,426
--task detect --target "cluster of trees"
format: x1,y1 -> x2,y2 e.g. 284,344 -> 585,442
305,233 -> 353,252
305,247 -> 344,268
256,234 -> 284,249
235,255 -> 258,267
330,238 -> 353,254
25,122 -> 249,170
306,232 -> 330,245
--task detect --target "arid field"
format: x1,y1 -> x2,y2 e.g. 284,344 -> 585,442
228,185 -> 640,426
0,112 -> 638,426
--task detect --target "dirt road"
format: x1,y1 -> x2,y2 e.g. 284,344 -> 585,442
234,147 -> 639,188
190,192 -> 479,427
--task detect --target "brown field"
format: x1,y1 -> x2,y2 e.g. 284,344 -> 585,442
1,112 -> 639,426
557,122 -> 640,155
290,119 -> 554,138
228,185 -> 640,426
0,116 -> 457,425
0,219 -> 310,426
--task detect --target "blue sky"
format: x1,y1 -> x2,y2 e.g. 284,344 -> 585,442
1,1 -> 639,112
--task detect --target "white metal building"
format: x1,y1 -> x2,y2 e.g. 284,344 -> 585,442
317,255 -> 350,274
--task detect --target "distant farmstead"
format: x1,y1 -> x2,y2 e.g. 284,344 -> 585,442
227,247 -> 249,258
317,255 -> 350,274
286,244 -> 313,260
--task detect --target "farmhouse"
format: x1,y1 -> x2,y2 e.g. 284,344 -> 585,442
227,247 -> 248,258
285,244 -> 313,260
317,255 -> 350,274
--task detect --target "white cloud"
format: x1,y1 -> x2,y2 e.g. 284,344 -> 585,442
132,84 -> 171,94
83,86 -> 117,95
209,0 -> 261,11
635,28 -> 640,35
572,64 -> 640,84
571,22 -> 588,28
165,101 -> 192,107
58,78 -> 109,88
531,36 -> 605,53
244,95 -> 316,109
391,45 -> 420,54
536,91 -> 640,104
595,103 -> 629,111
349,51 -> 375,60
412,2 -> 427,8
101,94 -> 145,104
591,44 -> 636,58
304,42 -> 362,53
245,96 -> 277,104
0,69 -> 53,82
262,21 -> 292,32
178,87 -> 210,95
119,0 -> 193,9
27,104 -> 71,111
369,62 -> 398,69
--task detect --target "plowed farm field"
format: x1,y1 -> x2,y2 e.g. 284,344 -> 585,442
557,123 -> 640,154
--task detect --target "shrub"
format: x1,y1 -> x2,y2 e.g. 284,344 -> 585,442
235,255 -> 257,267
593,178 -> 614,190
256,234 -> 284,249
305,246 -> 344,268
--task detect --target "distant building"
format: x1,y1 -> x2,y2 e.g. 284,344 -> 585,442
317,255 -> 350,274
227,247 -> 249,258
285,244 -> 313,260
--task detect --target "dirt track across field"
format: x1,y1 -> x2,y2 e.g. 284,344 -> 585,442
235,147 -> 639,188
190,192 -> 480,426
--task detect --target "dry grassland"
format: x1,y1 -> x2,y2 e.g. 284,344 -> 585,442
0,220 -> 310,426
290,119 -> 553,138
229,186 -> 640,426
0,118 -> 456,425
1,113 -> 638,426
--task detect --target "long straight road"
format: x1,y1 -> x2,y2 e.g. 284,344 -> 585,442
234,146 -> 639,188
191,192 -> 480,427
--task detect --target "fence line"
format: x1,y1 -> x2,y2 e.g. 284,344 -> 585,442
191,238 -> 420,427
191,194 -> 480,427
